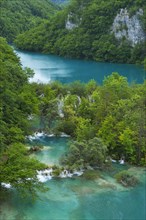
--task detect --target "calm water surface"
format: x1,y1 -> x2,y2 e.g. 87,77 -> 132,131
15,50 -> 146,84
1,137 -> 146,220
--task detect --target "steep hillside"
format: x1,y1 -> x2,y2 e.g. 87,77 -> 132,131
0,0 -> 60,42
14,0 -> 146,64
0,37 -> 47,196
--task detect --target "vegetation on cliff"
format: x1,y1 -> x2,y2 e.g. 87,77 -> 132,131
0,0 -> 60,42
14,0 -> 146,64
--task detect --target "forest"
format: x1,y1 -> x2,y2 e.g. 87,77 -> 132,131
14,0 -> 146,64
31,73 -> 146,168
0,38 -> 145,198
0,37 -> 47,198
0,0 -> 60,42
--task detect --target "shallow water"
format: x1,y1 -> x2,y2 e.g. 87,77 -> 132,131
1,137 -> 146,220
29,136 -> 68,165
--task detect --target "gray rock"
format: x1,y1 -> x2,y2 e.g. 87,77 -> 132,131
111,8 -> 146,46
65,13 -> 79,30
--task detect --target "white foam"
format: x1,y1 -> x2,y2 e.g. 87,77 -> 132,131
27,132 -> 45,141
73,170 -> 84,176
111,159 -> 117,163
36,168 -> 84,182
119,159 -> 125,165
59,170 -> 83,178
47,134 -> 55,137
60,133 -> 70,137
37,168 -> 53,182
1,183 -> 11,189
59,170 -> 73,178
29,70 -> 51,84
27,132 -> 70,141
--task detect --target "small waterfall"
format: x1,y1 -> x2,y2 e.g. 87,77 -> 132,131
27,131 -> 45,141
37,169 -> 53,182
58,99 -> 64,118
1,183 -> 11,189
77,96 -> 81,105
36,168 -> 83,182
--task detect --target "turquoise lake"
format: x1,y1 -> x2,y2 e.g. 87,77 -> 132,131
15,50 -> 145,84
1,137 -> 146,220
1,51 -> 146,220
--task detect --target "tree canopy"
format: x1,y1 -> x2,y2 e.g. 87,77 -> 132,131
35,73 -> 146,165
0,37 -> 47,198
29,72 -> 146,166
0,0 -> 60,42
14,0 -> 146,64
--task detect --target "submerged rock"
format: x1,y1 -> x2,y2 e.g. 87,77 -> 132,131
115,170 -> 139,187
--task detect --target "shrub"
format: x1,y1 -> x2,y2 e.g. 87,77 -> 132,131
52,166 -> 62,177
115,170 -> 139,187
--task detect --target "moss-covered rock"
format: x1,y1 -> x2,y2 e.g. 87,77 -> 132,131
82,170 -> 100,180
115,170 -> 139,187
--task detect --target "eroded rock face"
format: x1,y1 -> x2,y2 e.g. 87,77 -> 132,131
112,8 -> 146,46
65,13 -> 79,30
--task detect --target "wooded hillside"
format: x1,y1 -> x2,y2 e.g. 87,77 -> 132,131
0,0 -> 60,42
14,0 -> 146,64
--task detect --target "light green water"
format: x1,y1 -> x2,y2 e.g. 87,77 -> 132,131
1,137 -> 146,220
29,136 -> 68,165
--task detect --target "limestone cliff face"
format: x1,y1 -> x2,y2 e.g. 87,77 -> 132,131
65,13 -> 79,30
112,9 -> 145,46
65,12 -> 83,30
66,8 -> 146,45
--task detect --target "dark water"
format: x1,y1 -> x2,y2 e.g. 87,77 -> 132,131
1,137 -> 145,220
15,50 -> 146,84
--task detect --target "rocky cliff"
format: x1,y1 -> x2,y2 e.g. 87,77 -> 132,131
112,8 -> 145,46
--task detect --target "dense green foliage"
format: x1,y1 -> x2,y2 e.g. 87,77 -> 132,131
0,144 -> 47,198
0,38 -> 38,150
0,0 -> 60,42
31,74 -> 146,166
0,37 -> 47,198
61,138 -> 107,170
15,0 -> 146,64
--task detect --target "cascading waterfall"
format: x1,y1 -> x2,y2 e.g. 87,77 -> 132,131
58,98 -> 64,118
